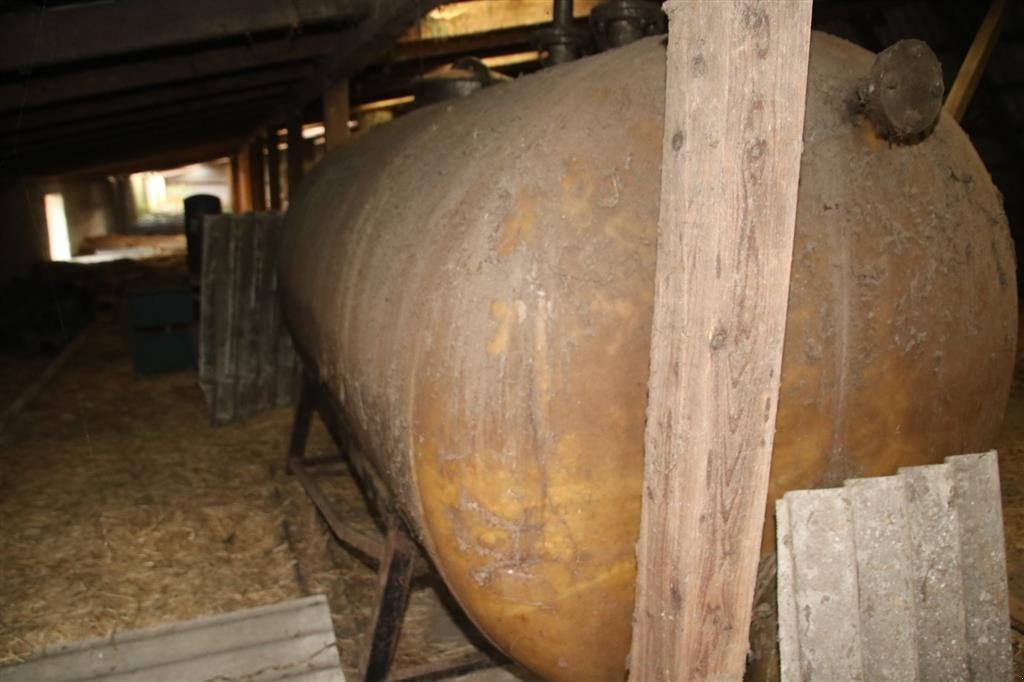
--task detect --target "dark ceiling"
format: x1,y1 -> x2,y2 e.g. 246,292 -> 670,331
0,0 -> 442,177
0,0 -> 1021,251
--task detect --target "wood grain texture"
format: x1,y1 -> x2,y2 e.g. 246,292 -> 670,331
945,0 -> 1008,122
324,79 -> 352,150
628,2 -> 812,680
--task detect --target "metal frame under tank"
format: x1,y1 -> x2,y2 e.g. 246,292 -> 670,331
285,371 -> 507,682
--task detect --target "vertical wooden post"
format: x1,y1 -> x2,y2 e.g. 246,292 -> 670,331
229,155 -> 241,213
324,78 -> 351,150
267,131 -> 282,211
628,2 -> 812,680
233,144 -> 253,213
287,115 -> 305,205
250,136 -> 267,212
945,0 -> 1008,122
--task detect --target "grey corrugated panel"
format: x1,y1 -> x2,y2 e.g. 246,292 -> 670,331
235,214 -> 260,420
774,498 -> 800,682
776,451 -> 1011,681
781,489 -> 864,681
900,463 -> 970,681
844,476 -> 918,681
198,216 -> 229,407
261,217 -> 284,411
950,453 -> 1012,680
1,594 -> 344,682
199,212 -> 296,425
254,215 -> 275,412
212,213 -> 243,425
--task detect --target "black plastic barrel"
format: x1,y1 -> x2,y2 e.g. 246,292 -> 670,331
183,194 -> 222,276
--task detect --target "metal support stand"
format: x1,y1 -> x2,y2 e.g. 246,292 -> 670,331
286,371 -> 500,682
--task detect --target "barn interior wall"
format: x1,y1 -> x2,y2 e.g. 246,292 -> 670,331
0,180 -> 48,289
0,175 -> 120,289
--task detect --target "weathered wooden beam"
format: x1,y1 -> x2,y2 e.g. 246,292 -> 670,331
257,0 -> 441,138
323,79 -> 351,150
396,0 -> 600,41
0,32 -> 344,113
0,64 -> 311,134
945,0 -> 1009,122
286,116 -> 305,204
17,134 -> 243,180
235,145 -> 254,213
251,137 -> 268,211
628,2 -> 812,680
6,88 -> 289,150
0,0 -> 368,73
267,133 -> 283,210
388,25 -> 535,63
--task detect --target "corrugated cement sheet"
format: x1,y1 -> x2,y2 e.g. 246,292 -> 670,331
776,451 -> 1011,681
199,211 -> 299,426
1,594 -> 345,682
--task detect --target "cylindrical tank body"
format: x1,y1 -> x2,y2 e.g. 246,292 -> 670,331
280,34 -> 1016,681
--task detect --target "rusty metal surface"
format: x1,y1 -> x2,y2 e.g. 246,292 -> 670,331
280,33 -> 1016,681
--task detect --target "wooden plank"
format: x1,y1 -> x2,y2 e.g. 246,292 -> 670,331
1,595 -> 343,682
396,0 -> 600,42
0,0 -> 367,73
945,0 -> 1009,122
0,329 -> 88,434
628,2 -> 812,679
324,79 -> 351,150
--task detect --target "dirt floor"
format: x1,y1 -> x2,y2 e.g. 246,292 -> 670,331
0,291 -> 520,679
0,255 -> 1021,678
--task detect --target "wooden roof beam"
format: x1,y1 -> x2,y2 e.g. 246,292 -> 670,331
0,31 -> 344,113
1,64 -> 311,135
1,0 -> 369,73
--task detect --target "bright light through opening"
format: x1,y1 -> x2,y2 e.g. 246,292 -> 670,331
44,192 -> 71,261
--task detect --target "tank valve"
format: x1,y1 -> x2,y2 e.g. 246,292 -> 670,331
590,0 -> 666,50
533,0 -> 590,66
855,39 -> 944,144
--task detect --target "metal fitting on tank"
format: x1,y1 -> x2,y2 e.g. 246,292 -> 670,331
413,57 -> 509,107
532,0 -> 590,66
590,0 -> 666,50
854,39 -> 945,144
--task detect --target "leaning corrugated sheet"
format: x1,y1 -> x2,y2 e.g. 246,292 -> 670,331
199,212 -> 299,426
1,594 -> 345,682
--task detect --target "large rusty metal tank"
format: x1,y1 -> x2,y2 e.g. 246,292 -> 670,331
280,33 -> 1016,681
